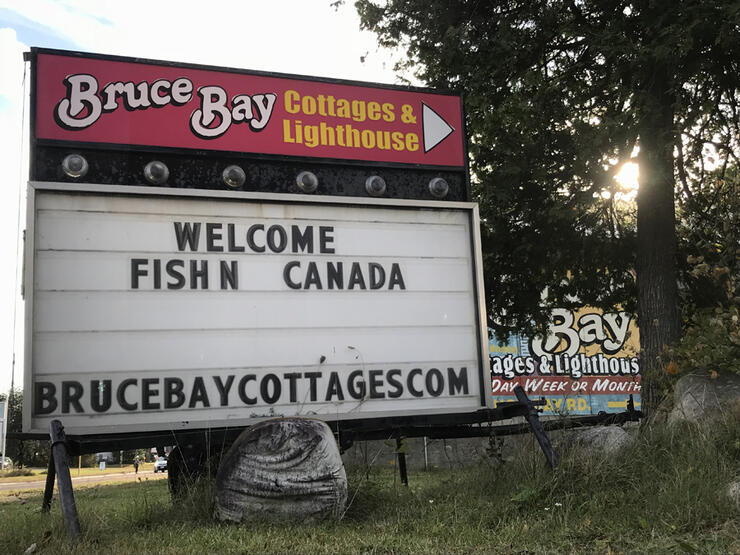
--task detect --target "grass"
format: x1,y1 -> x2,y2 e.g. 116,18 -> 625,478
0,470 -> 167,499
0,463 -> 154,483
0,419 -> 738,554
0,468 -> 38,479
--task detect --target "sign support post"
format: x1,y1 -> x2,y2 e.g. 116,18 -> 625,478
395,437 -> 409,486
48,420 -> 81,541
513,386 -> 558,469
41,452 -> 56,512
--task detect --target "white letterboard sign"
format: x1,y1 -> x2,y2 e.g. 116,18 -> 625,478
24,183 -> 490,434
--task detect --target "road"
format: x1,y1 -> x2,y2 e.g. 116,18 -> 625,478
0,469 -> 168,492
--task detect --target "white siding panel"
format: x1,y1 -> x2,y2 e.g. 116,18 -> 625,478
33,325 -> 478,373
34,291 -> 475,332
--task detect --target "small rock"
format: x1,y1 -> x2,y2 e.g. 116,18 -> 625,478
728,481 -> 740,506
23,543 -> 37,555
213,417 -> 347,522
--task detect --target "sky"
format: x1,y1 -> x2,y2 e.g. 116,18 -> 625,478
0,0 -> 405,395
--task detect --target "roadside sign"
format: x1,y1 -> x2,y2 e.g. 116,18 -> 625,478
24,182 -> 490,435
34,51 -> 464,168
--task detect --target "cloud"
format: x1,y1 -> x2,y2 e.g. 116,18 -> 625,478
2,0 -> 403,84
0,28 -> 28,107
0,7 -> 79,50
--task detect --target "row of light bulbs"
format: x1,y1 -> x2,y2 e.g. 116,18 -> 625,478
61,153 -> 450,198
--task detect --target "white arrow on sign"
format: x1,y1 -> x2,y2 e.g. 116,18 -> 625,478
422,103 -> 455,153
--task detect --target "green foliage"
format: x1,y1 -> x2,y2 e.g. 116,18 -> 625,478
1,421 -> 739,553
355,0 -> 740,410
674,310 -> 740,376
0,389 -> 50,468
80,454 -> 97,468
355,0 -> 663,338
671,172 -> 740,375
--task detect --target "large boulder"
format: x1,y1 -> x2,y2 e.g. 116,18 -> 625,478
213,417 -> 347,522
668,372 -> 740,425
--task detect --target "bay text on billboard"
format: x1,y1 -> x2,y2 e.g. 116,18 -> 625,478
490,308 -> 641,415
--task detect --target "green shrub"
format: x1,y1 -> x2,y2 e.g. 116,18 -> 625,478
673,174 -> 740,376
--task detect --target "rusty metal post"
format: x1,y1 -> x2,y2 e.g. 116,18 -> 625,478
514,386 -> 558,469
41,452 -> 56,512
50,420 -> 81,541
395,437 -> 408,486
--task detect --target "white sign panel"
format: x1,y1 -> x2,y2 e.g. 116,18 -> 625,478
25,183 -> 490,434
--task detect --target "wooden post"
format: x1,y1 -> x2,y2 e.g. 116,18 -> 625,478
50,420 -> 81,541
41,452 -> 56,512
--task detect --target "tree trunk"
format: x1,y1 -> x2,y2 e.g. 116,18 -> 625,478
636,68 -> 682,414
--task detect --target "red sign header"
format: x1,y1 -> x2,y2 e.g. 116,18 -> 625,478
35,52 -> 465,167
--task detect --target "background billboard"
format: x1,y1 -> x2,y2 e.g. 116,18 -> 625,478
24,183 -> 489,434
490,307 -> 640,415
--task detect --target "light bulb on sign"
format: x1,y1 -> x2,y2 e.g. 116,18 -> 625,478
144,161 -> 170,186
62,154 -> 89,178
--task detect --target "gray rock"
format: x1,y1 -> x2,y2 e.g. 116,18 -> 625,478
728,481 -> 740,506
563,425 -> 632,455
668,372 -> 740,424
213,417 -> 347,522
621,420 -> 641,433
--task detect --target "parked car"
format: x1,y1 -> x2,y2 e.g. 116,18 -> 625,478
153,457 -> 167,473
1,457 -> 13,469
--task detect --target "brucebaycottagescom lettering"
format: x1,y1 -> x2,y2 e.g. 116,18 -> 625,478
32,367 -> 470,415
